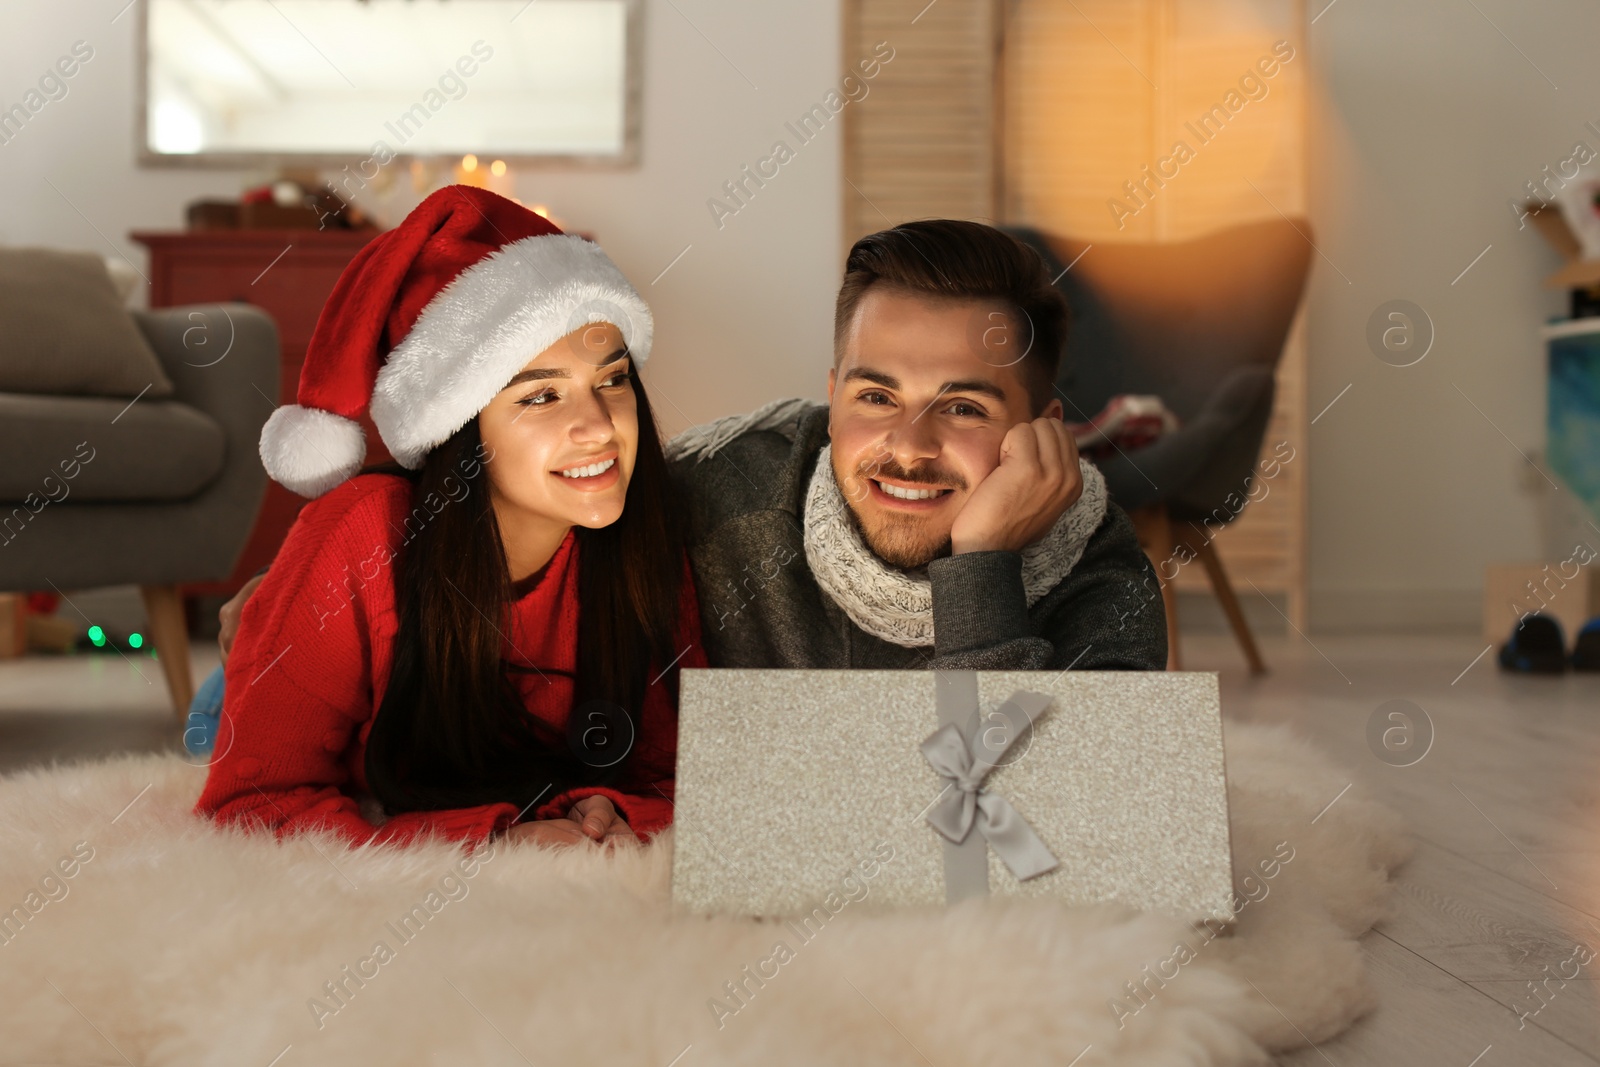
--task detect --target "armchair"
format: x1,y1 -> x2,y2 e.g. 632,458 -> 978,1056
1007,219 -> 1313,672
0,303 -> 278,714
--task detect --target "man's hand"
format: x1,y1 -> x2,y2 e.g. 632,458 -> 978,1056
949,417 -> 1083,556
218,572 -> 266,663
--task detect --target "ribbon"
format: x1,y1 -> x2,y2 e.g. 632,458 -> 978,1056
924,674 -> 1060,901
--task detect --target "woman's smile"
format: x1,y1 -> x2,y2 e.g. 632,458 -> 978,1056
553,452 -> 621,490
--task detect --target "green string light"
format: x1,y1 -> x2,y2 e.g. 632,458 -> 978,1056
129,633 -> 144,650
88,625 -> 105,647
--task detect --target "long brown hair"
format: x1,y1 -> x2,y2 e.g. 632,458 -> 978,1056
363,363 -> 684,815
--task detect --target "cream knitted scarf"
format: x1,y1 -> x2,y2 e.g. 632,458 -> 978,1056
802,445 -> 1109,647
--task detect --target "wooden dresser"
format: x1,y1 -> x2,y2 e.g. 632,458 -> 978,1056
131,228 -> 386,597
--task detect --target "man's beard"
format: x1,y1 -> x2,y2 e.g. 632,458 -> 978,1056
840,457 -> 965,571
847,507 -> 953,570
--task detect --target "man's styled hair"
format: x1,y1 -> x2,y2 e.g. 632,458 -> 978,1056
832,219 -> 1070,413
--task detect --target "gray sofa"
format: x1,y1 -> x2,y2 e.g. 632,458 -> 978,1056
0,303 -> 279,715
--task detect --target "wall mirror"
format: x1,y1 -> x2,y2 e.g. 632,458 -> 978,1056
138,0 -> 640,167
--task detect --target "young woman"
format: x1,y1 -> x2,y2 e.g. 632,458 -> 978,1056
195,186 -> 703,849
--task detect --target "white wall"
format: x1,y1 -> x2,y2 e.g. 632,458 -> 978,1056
0,0 -> 843,433
1304,0 -> 1595,630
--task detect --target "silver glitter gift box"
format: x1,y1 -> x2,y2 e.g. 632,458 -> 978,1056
670,669 -> 1234,920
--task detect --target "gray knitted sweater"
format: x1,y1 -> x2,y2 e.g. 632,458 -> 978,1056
672,403 -> 1167,671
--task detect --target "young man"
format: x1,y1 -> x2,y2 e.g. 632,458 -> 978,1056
219,220 -> 1163,671
667,219 -> 1163,671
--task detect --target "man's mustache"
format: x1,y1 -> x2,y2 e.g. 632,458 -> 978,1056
853,457 -> 967,491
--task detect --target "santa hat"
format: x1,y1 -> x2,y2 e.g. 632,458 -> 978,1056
259,184 -> 653,498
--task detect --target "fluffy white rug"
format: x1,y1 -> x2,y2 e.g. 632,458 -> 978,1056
0,721 -> 1410,1066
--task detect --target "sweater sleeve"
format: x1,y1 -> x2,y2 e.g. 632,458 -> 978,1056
925,501 -> 1168,671
533,561 -> 706,838
199,668 -> 520,849
193,480 -> 522,849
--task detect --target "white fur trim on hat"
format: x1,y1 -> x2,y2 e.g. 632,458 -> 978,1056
259,405 -> 366,499
369,234 -> 653,468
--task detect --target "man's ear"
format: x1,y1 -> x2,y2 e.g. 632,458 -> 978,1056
827,366 -> 837,404
1043,397 -> 1064,421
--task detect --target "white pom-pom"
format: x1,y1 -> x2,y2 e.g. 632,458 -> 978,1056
259,406 -> 366,498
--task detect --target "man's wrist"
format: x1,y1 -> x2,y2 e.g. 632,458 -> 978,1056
950,534 -> 997,555
929,550 -> 1031,655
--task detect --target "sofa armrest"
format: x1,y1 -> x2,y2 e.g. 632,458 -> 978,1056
133,303 -> 281,423
130,303 -> 281,576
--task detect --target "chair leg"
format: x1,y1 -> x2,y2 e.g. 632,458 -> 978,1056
1129,505 -> 1182,671
1188,536 -> 1267,675
1159,561 -> 1181,673
140,585 -> 194,719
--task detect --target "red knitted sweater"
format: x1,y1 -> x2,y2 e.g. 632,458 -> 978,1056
194,474 -> 703,847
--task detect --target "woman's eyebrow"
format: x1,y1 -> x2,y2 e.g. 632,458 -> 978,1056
503,349 -> 630,387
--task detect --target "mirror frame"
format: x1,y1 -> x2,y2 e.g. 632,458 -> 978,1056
134,0 -> 644,169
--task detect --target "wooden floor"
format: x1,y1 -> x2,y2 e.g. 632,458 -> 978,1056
0,644 -> 218,777
0,630 -> 1596,1064
1184,630 -> 1600,1066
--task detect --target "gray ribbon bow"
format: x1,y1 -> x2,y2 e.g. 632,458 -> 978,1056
921,689 -> 1060,886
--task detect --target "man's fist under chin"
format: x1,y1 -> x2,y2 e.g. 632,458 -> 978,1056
949,417 -> 1083,556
